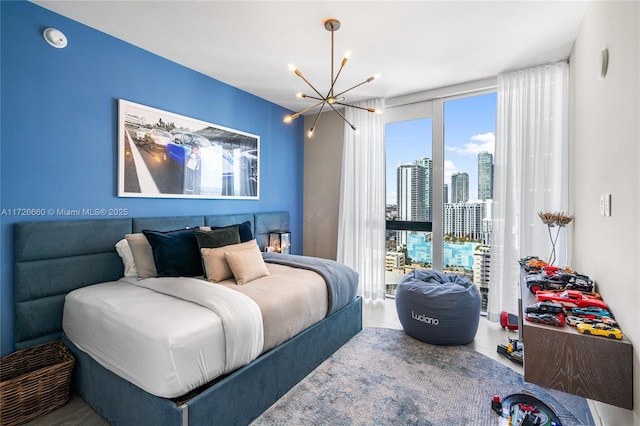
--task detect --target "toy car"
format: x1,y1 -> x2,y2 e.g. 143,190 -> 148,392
536,289 -> 608,310
524,301 -> 564,316
518,256 -> 540,267
543,265 -> 576,275
570,306 -> 614,319
566,315 -> 618,327
525,274 -> 565,293
524,259 -> 548,273
553,272 -> 594,292
576,322 -> 623,339
538,289 -> 601,299
526,272 -> 594,294
525,313 -> 565,327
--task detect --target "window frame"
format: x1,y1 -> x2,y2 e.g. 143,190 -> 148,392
385,78 -> 496,272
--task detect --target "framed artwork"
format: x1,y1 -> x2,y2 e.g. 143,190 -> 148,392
118,99 -> 259,199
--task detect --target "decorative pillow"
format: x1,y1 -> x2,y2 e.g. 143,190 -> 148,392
124,233 -> 157,278
142,229 -> 203,277
199,221 -> 253,242
225,244 -> 270,285
115,238 -> 138,277
201,239 -> 259,282
193,227 -> 241,249
235,221 -> 253,242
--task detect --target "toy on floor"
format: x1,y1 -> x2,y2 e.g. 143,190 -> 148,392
497,337 -> 523,365
500,311 -> 519,330
491,393 -> 562,426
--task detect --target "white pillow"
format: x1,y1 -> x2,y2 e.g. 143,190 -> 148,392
224,244 -> 270,285
115,238 -> 138,277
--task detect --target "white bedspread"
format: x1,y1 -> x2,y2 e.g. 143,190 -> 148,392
63,277 -> 263,398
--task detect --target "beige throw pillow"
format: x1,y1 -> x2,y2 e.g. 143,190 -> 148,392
124,233 -> 157,278
201,239 -> 258,282
225,244 -> 270,285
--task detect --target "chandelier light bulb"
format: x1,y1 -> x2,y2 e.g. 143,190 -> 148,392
296,93 -> 306,98
308,128 -> 314,137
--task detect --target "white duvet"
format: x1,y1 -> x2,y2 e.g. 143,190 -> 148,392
62,276 -> 263,398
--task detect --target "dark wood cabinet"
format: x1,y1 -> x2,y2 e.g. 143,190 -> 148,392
520,273 -> 633,409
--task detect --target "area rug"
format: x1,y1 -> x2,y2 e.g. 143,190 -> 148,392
252,327 -> 587,425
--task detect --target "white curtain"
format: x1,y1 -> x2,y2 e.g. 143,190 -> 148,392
488,61 -> 569,321
337,98 -> 387,300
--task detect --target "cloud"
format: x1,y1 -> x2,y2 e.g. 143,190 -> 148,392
444,160 -> 458,183
446,132 -> 495,156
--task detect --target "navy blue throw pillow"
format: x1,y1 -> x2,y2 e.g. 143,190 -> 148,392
236,221 -> 253,242
142,229 -> 203,277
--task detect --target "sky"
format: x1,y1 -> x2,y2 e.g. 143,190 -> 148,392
386,92 -> 496,204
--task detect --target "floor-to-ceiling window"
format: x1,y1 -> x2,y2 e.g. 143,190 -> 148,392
385,118 -> 433,297
443,92 -> 496,311
384,83 -> 496,311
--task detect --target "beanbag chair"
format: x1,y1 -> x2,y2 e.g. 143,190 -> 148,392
395,270 -> 481,345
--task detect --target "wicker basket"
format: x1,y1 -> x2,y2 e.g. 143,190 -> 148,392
1,340 -> 75,426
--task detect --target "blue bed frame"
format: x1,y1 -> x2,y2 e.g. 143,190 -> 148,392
14,212 -> 362,425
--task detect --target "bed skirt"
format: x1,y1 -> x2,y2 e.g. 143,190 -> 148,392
63,296 -> 362,426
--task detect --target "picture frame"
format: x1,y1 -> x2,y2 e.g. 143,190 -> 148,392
118,99 -> 259,199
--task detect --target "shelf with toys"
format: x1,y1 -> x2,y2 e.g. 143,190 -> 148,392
518,257 -> 633,410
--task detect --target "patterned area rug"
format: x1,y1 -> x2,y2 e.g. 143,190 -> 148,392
252,327 -> 586,425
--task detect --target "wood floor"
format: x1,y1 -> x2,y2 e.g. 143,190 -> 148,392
24,299 -> 592,425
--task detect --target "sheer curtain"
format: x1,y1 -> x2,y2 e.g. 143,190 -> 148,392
337,98 -> 387,300
488,61 -> 569,321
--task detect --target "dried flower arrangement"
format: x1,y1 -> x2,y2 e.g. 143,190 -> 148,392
538,211 -> 573,265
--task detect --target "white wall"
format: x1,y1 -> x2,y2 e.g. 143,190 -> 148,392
569,1 -> 639,424
303,111 -> 345,260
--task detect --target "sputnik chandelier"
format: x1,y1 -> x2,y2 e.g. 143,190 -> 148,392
284,18 -> 379,137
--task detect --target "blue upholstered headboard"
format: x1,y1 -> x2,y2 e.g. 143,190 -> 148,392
14,212 -> 290,350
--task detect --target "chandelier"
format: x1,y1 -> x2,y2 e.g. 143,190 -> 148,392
284,18 -> 379,137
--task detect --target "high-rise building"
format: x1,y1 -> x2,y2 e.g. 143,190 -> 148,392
473,245 -> 491,311
397,163 -> 426,221
450,172 -> 469,203
443,201 -> 492,245
415,157 -> 433,222
478,152 -> 494,201
443,184 -> 448,204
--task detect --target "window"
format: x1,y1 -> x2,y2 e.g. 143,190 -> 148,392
385,84 -> 496,310
385,118 -> 433,297
443,93 -> 496,311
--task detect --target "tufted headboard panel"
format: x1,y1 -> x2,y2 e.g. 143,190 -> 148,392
14,212 -> 289,350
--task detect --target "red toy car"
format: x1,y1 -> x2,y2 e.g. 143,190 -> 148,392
536,289 -> 608,310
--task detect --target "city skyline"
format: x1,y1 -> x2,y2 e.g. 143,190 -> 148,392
386,92 -> 497,204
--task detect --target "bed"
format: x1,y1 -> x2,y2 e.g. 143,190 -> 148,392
14,212 -> 362,425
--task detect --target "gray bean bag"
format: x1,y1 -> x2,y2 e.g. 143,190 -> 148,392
395,270 -> 481,345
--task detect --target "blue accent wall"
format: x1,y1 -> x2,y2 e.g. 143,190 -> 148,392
0,1 -> 304,355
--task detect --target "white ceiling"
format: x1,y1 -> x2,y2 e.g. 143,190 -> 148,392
33,1 -> 588,113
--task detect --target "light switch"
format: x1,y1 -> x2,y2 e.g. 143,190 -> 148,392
604,194 -> 611,216
600,194 -> 611,216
